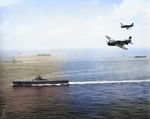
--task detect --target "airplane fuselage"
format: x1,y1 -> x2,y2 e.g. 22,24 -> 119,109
121,25 -> 132,28
121,23 -> 133,29
105,36 -> 132,50
107,40 -> 130,46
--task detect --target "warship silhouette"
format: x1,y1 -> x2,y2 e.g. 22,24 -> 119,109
12,75 -> 69,86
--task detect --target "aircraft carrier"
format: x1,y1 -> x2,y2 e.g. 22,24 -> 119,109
135,56 -> 146,58
12,75 -> 69,85
37,54 -> 51,56
4,59 -> 22,63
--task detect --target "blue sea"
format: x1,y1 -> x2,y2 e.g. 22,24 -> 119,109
0,48 -> 150,119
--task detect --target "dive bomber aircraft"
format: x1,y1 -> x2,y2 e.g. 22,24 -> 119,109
106,36 -> 133,50
120,23 -> 134,29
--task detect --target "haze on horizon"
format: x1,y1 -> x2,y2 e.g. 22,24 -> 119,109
0,0 -> 149,50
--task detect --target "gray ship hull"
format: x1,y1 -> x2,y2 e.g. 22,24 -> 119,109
12,80 -> 69,85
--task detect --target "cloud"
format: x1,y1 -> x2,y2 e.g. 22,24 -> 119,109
0,0 -> 22,7
0,21 -> 10,33
10,19 -> 96,48
94,0 -> 149,44
0,21 -> 13,42
0,21 -> 12,49
0,0 -> 149,50
112,0 -> 149,20
90,0 -> 100,5
11,24 -> 32,40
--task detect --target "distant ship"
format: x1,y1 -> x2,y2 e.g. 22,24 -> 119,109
12,75 -> 69,86
37,54 -> 51,56
135,56 -> 146,58
4,59 -> 22,63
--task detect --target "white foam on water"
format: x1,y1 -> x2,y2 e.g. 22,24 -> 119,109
69,79 -> 150,85
31,84 -> 62,86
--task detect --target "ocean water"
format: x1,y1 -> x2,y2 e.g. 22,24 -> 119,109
0,48 -> 150,119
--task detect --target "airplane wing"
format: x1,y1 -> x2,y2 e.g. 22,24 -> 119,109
120,23 -> 124,26
105,36 -> 115,42
116,44 -> 128,50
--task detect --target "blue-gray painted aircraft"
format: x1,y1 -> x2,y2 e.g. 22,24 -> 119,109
106,36 -> 133,50
120,23 -> 134,30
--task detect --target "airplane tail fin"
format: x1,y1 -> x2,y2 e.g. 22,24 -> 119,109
129,36 -> 133,44
132,23 -> 134,27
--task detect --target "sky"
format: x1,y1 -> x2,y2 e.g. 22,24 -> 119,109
0,0 -> 149,50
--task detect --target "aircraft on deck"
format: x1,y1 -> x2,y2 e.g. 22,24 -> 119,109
120,23 -> 134,30
105,36 -> 133,50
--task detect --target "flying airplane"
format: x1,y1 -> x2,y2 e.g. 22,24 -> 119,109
105,36 -> 133,50
120,23 -> 134,29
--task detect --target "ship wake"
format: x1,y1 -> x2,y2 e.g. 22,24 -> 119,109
69,79 -> 150,85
